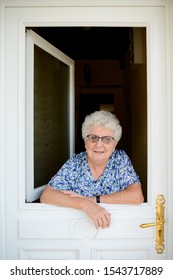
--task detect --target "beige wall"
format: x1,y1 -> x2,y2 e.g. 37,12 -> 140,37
75,30 -> 147,200
131,64 -> 147,201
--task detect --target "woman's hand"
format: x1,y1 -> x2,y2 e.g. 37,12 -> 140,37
81,201 -> 111,229
41,186 -> 111,229
61,190 -> 111,229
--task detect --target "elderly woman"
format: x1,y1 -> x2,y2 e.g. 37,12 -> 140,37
40,111 -> 144,229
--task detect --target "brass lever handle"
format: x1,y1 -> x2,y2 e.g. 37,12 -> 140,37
139,194 -> 165,254
140,222 -> 162,228
140,216 -> 165,228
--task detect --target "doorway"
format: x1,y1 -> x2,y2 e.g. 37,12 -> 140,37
29,26 -> 147,201
3,3 -> 170,260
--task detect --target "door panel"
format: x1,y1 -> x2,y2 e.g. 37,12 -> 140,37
4,4 -> 170,259
18,206 -> 155,260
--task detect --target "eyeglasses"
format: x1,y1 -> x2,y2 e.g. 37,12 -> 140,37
86,134 -> 115,145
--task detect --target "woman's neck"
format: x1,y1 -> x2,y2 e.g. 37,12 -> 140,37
88,159 -> 107,180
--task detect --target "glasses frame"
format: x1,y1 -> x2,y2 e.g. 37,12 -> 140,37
86,134 -> 115,145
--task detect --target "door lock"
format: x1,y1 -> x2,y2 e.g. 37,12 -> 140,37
140,194 -> 165,254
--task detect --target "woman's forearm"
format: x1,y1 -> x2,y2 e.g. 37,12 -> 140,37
40,185 -> 111,229
99,184 -> 144,205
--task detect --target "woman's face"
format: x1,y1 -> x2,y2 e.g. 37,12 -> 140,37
84,125 -> 117,166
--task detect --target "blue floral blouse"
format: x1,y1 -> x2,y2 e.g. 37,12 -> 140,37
48,150 -> 141,197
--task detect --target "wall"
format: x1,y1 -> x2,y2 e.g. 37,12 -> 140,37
75,60 -> 123,86
75,59 -> 131,153
75,53 -> 147,200
131,64 -> 147,200
34,44 -> 69,188
124,27 -> 147,201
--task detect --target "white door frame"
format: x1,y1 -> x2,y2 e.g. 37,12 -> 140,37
0,0 -> 173,260
165,0 -> 173,259
0,0 -> 6,260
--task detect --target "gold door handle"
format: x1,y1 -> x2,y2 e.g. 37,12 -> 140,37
139,194 -> 165,254
140,221 -> 162,228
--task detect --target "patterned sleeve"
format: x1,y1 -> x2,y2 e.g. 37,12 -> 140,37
118,150 -> 141,190
48,154 -> 78,191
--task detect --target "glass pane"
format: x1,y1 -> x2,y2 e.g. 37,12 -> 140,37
34,45 -> 69,188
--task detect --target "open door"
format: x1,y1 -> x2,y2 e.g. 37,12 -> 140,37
25,30 -> 75,202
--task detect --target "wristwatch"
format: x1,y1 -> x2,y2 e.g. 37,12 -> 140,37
96,195 -> 100,203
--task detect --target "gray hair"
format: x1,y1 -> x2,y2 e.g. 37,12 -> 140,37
82,110 -> 122,142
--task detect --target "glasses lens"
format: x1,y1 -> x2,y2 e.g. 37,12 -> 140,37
87,135 -> 114,144
102,136 -> 111,144
89,135 -> 99,142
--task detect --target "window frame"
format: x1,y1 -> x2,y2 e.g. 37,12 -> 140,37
25,30 -> 75,202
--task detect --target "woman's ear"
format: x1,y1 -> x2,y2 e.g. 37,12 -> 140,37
114,141 -> 117,150
83,138 -> 87,148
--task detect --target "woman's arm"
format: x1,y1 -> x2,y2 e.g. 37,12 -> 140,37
61,184 -> 144,205
99,184 -> 144,204
40,185 -> 111,229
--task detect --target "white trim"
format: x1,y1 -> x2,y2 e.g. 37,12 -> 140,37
0,0 -> 6,260
16,7 -> 165,208
18,22 -> 27,207
146,8 -> 168,203
165,0 -> 173,260
25,30 -> 35,202
16,6 -> 167,205
4,0 -> 167,8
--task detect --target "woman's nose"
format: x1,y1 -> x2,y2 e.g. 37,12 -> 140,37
95,138 -> 103,146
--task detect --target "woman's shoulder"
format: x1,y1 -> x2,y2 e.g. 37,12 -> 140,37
112,149 -> 132,166
112,149 -> 130,163
70,151 -> 87,162
61,152 -> 86,171
113,149 -> 128,157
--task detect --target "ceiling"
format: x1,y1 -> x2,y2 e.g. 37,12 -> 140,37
31,27 -> 130,64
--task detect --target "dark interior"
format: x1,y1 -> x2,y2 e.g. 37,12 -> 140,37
31,27 -> 130,62
29,26 -> 147,201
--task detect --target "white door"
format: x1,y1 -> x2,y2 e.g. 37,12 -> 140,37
3,4 -> 172,260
